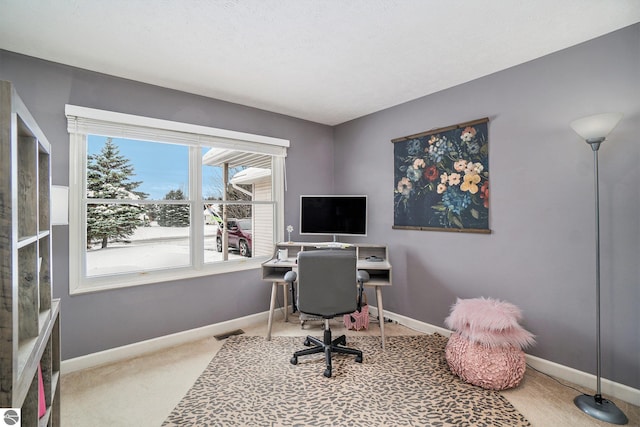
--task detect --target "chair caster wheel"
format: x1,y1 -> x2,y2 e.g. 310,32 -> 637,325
303,338 -> 311,346
290,357 -> 298,365
324,368 -> 332,378
339,336 -> 346,345
355,355 -> 363,363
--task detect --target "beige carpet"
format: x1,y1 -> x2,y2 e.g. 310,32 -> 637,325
163,333 -> 530,426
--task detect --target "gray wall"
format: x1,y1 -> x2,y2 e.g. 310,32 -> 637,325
1,23 -> 638,390
334,24 -> 639,389
0,50 -> 335,359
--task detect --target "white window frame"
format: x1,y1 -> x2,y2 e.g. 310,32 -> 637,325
66,105 -> 288,294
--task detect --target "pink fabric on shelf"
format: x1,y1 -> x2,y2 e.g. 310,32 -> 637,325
445,331 -> 526,390
38,363 -> 46,418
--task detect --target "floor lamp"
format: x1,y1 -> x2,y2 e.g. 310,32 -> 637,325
570,112 -> 628,425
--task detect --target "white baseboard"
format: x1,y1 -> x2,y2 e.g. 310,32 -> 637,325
371,307 -> 639,406
62,306 -> 639,406
61,310 -> 280,374
370,307 -> 452,337
524,354 -> 640,406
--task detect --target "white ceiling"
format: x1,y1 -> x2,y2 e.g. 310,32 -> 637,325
1,1 -> 639,125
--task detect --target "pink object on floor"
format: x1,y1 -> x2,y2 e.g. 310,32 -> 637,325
444,297 -> 535,349
445,331 -> 527,390
343,303 -> 370,331
444,297 -> 534,390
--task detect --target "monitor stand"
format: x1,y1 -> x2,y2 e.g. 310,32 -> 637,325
325,235 -> 343,248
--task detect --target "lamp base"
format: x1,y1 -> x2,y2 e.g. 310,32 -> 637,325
574,394 -> 628,425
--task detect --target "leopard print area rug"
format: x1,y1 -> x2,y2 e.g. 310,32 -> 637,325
163,334 -> 530,426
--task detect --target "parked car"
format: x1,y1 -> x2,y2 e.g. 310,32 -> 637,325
216,218 -> 252,257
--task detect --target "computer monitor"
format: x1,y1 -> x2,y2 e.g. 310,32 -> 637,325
299,195 -> 367,240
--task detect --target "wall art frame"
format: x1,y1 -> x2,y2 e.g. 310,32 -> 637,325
392,117 -> 490,233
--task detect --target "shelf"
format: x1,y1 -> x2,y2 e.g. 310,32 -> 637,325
357,260 -> 391,270
18,234 -> 39,249
262,265 -> 295,282
18,241 -> 39,342
365,276 -> 393,287
18,128 -> 38,240
1,80 -> 60,426
38,309 -> 52,334
38,143 -> 50,232
15,303 -> 58,409
39,235 -> 52,313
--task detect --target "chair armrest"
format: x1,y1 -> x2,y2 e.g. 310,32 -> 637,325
356,270 -> 370,284
356,270 -> 369,311
284,271 -> 297,284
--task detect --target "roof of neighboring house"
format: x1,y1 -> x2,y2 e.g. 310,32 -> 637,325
230,167 -> 271,185
202,147 -> 271,169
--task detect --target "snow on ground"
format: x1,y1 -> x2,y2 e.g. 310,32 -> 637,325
123,223 -> 219,241
86,223 -> 244,276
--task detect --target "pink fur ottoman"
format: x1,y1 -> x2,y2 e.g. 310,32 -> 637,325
444,297 -> 535,390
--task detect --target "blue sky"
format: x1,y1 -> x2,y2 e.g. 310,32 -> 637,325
88,135 -> 224,200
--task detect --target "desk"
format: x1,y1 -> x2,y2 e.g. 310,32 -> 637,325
261,242 -> 392,349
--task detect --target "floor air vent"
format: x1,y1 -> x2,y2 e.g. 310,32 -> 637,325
214,329 -> 245,340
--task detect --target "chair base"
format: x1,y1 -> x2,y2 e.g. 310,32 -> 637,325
290,319 -> 363,377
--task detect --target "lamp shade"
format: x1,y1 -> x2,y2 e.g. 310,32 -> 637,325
570,112 -> 623,140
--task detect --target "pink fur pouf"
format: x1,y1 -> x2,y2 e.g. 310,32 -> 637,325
444,297 -> 534,390
445,331 -> 526,390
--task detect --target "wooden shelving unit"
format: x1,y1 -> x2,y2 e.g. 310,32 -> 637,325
1,80 -> 61,426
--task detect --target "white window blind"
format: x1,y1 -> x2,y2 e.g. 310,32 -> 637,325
65,105 -> 289,157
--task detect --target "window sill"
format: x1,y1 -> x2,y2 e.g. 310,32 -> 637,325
69,256 -> 267,295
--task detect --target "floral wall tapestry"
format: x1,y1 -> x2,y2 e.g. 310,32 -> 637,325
393,118 -> 490,233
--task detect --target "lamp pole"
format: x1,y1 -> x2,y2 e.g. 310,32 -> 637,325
589,139 -> 603,403
571,123 -> 628,425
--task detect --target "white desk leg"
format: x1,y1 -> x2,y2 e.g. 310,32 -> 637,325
282,283 -> 289,322
266,282 -> 278,341
376,287 -> 385,350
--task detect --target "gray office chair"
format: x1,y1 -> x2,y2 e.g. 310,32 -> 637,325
285,250 -> 369,378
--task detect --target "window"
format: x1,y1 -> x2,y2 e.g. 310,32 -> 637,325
66,105 -> 288,294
